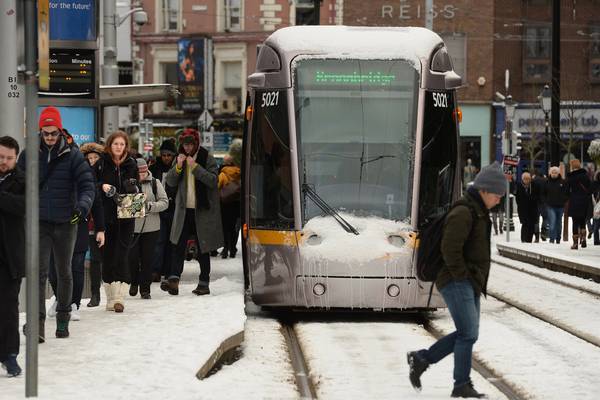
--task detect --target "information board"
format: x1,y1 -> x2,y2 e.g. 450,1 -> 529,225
39,49 -> 95,98
38,106 -> 95,145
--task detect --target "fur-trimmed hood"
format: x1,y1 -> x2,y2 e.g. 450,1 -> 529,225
80,142 -> 105,156
178,128 -> 200,156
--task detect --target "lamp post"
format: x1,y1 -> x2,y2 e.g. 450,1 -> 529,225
504,95 -> 516,241
538,84 -> 552,169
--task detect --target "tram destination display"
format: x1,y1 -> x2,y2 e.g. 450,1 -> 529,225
39,49 -> 95,98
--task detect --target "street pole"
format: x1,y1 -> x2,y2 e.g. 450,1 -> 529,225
544,112 -> 550,171
505,115 -> 512,243
103,0 -> 119,136
312,0 -> 321,25
425,0 -> 433,30
550,0 -> 561,165
1,0 -> 25,150
24,0 -> 40,396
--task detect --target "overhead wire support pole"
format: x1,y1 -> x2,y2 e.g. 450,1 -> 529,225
24,0 -> 40,396
312,0 -> 321,25
551,0 -> 561,165
103,0 -> 119,136
425,0 -> 433,30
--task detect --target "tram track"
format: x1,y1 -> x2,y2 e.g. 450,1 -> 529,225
280,320 -> 318,399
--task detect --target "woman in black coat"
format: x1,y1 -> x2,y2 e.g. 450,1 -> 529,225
566,159 -> 592,249
95,131 -> 139,312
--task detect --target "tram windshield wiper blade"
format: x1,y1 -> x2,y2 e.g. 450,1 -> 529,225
302,183 -> 360,235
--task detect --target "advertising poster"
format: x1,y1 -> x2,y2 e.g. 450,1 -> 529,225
49,0 -> 96,41
38,106 -> 96,145
177,38 -> 205,112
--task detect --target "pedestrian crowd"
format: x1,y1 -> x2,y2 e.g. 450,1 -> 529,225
0,107 -> 242,377
513,159 -> 600,250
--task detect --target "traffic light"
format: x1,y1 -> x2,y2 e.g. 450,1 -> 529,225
511,131 -> 522,155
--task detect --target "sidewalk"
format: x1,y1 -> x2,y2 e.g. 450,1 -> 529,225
492,218 -> 600,280
0,257 -> 254,399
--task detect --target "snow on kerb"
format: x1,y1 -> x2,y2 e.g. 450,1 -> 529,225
266,25 -> 443,69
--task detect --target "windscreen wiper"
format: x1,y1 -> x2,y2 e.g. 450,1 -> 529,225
302,183 -> 360,235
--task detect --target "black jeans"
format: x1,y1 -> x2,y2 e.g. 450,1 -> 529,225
89,234 -> 102,295
221,201 -> 240,254
103,220 -> 135,284
152,210 -> 174,277
170,209 -> 210,284
39,221 -> 77,319
0,267 -> 21,360
520,221 -> 535,243
49,250 -> 86,308
129,230 -> 160,291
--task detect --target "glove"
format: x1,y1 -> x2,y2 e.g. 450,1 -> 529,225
70,209 -> 83,225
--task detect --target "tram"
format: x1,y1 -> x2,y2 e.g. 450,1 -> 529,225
241,26 -> 462,311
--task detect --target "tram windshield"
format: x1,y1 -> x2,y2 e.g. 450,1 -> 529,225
295,58 -> 418,222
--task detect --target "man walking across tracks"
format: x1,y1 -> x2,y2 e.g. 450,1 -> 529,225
407,163 -> 506,398
18,107 -> 95,340
0,136 -> 26,376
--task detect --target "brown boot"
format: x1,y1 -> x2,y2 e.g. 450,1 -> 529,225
571,234 -> 579,250
580,229 -> 587,248
168,277 -> 179,295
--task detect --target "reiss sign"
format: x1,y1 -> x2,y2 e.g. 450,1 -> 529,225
381,1 -> 458,20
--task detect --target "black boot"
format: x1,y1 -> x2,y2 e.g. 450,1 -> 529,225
129,284 -> 139,297
55,312 -> 70,339
220,249 -> 228,259
167,277 -> 179,295
192,284 -> 210,296
87,291 -> 100,307
140,284 -> 151,299
407,351 -> 429,392
451,380 -> 487,398
160,279 -> 169,292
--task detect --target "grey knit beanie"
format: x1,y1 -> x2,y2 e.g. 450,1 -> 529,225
472,162 -> 505,195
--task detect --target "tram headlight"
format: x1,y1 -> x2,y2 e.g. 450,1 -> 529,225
387,284 -> 401,298
387,234 -> 406,248
313,283 -> 326,296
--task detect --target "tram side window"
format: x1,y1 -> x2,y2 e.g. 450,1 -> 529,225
249,90 -> 294,229
418,90 -> 458,226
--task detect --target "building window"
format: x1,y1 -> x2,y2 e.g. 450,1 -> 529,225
161,0 -> 180,31
225,0 -> 241,31
222,61 -> 242,113
441,33 -> 466,84
296,0 -> 318,25
162,62 -> 179,110
523,25 -> 551,83
591,25 -> 600,83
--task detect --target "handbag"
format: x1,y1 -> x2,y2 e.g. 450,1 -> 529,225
116,193 -> 147,219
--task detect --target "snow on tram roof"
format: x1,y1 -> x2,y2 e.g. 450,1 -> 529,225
267,26 -> 443,66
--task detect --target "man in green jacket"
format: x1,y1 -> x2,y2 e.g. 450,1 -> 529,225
407,162 -> 506,398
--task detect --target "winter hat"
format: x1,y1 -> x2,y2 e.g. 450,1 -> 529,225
471,162 -> 506,196
136,158 -> 148,174
39,106 -> 63,130
178,128 -> 200,155
159,139 -> 177,156
228,138 -> 242,167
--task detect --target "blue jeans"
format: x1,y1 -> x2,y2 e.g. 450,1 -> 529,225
593,219 -> 600,245
417,280 -> 480,388
547,206 -> 564,242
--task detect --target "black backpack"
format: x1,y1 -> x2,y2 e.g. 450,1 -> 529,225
416,200 -> 477,282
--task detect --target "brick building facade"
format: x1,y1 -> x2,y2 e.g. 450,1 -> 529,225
131,0 -> 600,168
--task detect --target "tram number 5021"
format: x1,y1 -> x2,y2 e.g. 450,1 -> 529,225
261,91 -> 279,108
432,92 -> 449,108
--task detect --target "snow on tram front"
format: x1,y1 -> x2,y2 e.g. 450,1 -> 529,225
241,26 -> 462,311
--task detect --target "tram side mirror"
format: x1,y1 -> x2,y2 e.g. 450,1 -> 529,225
444,71 -> 462,89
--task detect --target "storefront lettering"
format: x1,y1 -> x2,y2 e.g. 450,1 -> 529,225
381,2 -> 458,20
515,108 -> 600,134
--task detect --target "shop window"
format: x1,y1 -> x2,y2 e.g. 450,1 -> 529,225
225,0 -> 241,31
222,61 -> 242,113
441,33 -> 466,84
523,25 -> 551,83
160,0 -> 180,32
590,25 -> 600,83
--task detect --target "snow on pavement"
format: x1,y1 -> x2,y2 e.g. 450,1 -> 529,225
295,321 -> 507,399
430,297 -> 600,399
0,257 -> 296,399
488,261 -> 600,344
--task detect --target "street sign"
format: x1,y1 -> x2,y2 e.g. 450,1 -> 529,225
503,155 -> 519,166
198,109 -> 213,131
202,131 -> 213,148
